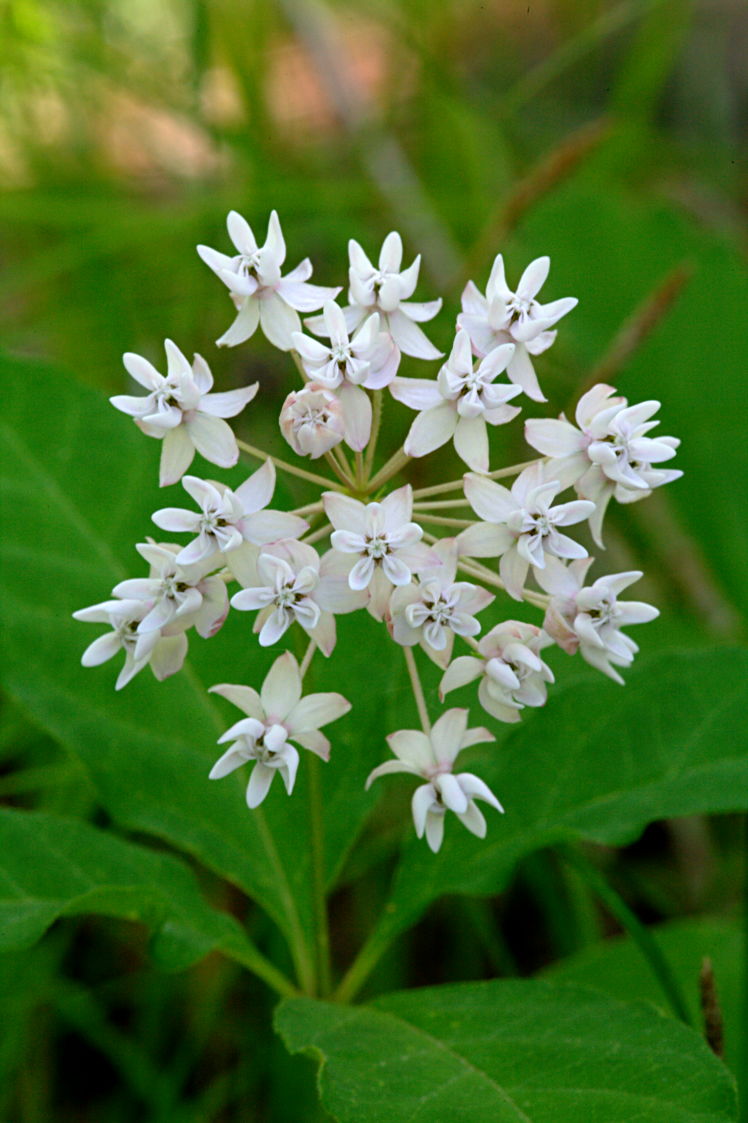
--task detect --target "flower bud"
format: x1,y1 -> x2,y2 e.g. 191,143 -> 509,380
279,383 -> 345,459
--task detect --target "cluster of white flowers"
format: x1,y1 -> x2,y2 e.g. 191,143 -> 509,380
76,211 -> 681,851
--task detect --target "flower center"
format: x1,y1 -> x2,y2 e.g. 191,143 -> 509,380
365,533 -> 390,560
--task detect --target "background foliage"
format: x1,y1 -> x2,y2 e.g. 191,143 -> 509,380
1,0 -> 746,1119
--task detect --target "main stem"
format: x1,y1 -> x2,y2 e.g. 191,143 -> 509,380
300,641 -> 332,996
404,647 -> 431,734
237,439 -> 345,492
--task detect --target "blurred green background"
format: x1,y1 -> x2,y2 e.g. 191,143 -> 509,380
1,0 -> 747,1119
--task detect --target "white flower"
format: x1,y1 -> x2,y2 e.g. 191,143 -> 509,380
323,485 -> 433,619
198,210 -> 339,350
536,557 -> 658,683
440,621 -> 554,723
525,384 -> 681,545
293,300 -> 399,391
459,464 -> 595,600
279,383 -> 346,458
365,709 -> 501,852
73,597 -> 187,690
151,460 -> 308,567
391,329 -> 521,472
458,254 -> 577,402
209,652 -> 351,808
389,539 -> 494,667
110,340 -> 258,486
112,541 -> 229,639
307,231 -> 442,360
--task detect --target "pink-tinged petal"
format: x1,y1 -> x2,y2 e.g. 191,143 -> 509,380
150,633 -> 188,680
259,652 -> 301,721
387,729 -> 433,770
457,522 -> 512,558
246,763 -> 275,808
81,632 -> 121,667
381,553 -> 411,586
151,507 -> 199,533
348,555 -> 375,591
217,298 -> 260,348
365,759 -> 420,788
323,491 -> 367,535
200,383 -> 259,418
223,542 -> 258,587
286,691 -> 351,735
454,415 -> 489,473
194,582 -> 229,638
404,402 -> 456,459
439,656 -> 484,699
381,484 -> 413,532
309,610 -> 337,656
387,309 -> 443,359
244,510 -> 308,546
186,413 -> 239,469
500,547 -> 529,601
175,534 -> 217,567
278,279 -> 340,312
367,567 -> 392,620
389,377 -> 443,412
401,297 -> 442,323
429,707 -> 469,766
209,683 -> 263,718
463,474 -> 515,523
259,292 -> 300,351
292,729 -> 330,761
159,426 -> 195,487
524,418 -> 583,457
338,383 -> 372,451
507,345 -> 545,402
517,256 -> 550,300
330,530 -> 366,554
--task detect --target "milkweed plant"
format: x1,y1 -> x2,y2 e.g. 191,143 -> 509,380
75,210 -> 681,854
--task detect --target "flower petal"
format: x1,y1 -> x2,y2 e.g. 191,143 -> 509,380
286,691 -> 351,735
159,426 -> 195,487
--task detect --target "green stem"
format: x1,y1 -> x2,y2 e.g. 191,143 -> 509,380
404,647 -> 431,734
334,927 -> 390,1004
739,813 -> 748,1120
416,514 -> 473,529
308,751 -> 332,996
237,439 -> 344,492
364,390 -> 383,481
559,844 -> 693,1025
222,941 -> 299,999
367,446 -> 410,493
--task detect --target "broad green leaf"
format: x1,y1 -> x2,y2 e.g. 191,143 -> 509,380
0,356 -> 399,978
543,916 -> 742,1072
0,807 -> 275,975
276,979 -> 737,1122
350,648 -> 748,981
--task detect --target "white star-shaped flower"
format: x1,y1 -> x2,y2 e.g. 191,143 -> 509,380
440,620 -> 554,723
536,557 -> 658,683
151,460 -> 308,568
458,254 -> 577,402
525,384 -> 681,545
112,541 -> 228,639
459,464 -> 595,601
73,597 -> 187,690
209,652 -> 351,808
110,340 -> 258,486
307,231 -> 442,361
323,485 -> 432,619
198,210 -> 340,351
389,538 -> 494,667
365,709 -> 501,852
391,329 -> 521,472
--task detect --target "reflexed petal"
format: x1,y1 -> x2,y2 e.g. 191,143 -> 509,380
159,426 -> 195,486
430,708 -> 468,765
404,403 -> 456,458
387,729 -> 433,770
500,547 -> 530,601
454,415 -> 489,473
293,729 -> 331,761
186,413 -> 239,468
246,763 -> 275,809
197,243 -> 234,279
507,345 -> 545,402
365,759 -> 420,788
259,293 -> 300,351
401,297 -> 442,323
217,298 -> 260,348
457,522 -> 512,558
244,509 -> 307,546
411,782 -> 436,835
457,801 -> 487,838
439,656 -> 484,699
381,484 -> 413,532
260,651 -> 302,720
338,383 -> 372,451
235,458 -> 275,513
463,474 -> 515,523
200,383 -> 259,418
524,418 -> 583,457
387,309 -> 442,359
323,491 -> 367,535
389,377 -> 443,412
209,683 -> 263,718
150,633 -> 188,680
278,279 -> 340,312
286,691 -> 351,734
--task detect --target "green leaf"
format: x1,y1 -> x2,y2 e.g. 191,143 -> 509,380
276,979 -> 737,1122
343,648 -> 748,993
0,806 -> 281,978
543,916 -> 743,1073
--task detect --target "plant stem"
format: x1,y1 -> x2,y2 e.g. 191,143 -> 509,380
291,501 -> 325,517
237,439 -> 345,492
355,449 -> 366,492
324,448 -> 355,488
299,639 -> 317,680
404,647 -> 431,734
223,942 -> 299,998
303,522 -> 332,546
413,498 -> 473,510
411,458 -> 541,501
415,514 -> 473,529
559,844 -> 693,1026
412,478 -> 466,500
367,447 -> 410,492
487,458 -> 543,480
364,390 -> 383,481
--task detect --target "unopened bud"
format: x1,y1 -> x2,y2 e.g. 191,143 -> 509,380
279,383 -> 345,459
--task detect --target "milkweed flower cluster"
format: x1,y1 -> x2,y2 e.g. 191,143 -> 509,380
75,211 -> 681,851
